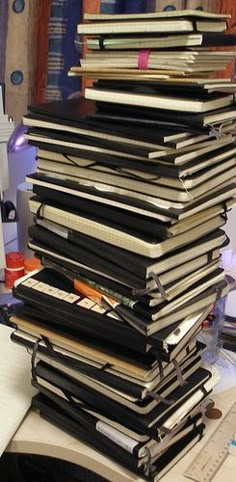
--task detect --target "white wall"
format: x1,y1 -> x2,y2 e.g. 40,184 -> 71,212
3,147 -> 36,247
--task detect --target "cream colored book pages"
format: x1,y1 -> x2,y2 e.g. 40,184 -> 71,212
84,8 -> 229,20
77,19 -> 194,35
85,88 -> 233,114
0,325 -> 34,456
10,316 -> 148,379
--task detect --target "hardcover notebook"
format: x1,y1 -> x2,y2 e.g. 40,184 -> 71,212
11,315 -> 202,384
28,181 -> 235,239
24,97 -> 235,137
31,360 -> 217,431
85,88 -> 233,114
32,391 -> 206,481
12,267 -> 229,338
29,342 -> 204,407
28,226 -> 221,299
83,10 -> 230,21
85,33 -> 236,50
11,317 -> 207,392
11,327 -> 204,401
32,385 -> 205,465
35,157 -> 236,204
28,195 -> 228,257
95,102 -> 236,130
28,218 -> 228,286
77,18 -> 227,36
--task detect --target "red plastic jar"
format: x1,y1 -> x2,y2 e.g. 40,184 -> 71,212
5,252 -> 25,289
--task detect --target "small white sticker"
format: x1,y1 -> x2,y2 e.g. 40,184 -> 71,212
33,282 -> 50,292
53,289 -> 71,300
22,278 -> 39,288
64,293 -> 81,304
77,298 -> 95,309
91,305 -> 106,314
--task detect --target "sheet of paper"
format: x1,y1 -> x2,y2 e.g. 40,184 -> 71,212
0,325 -> 34,456
213,348 -> 236,394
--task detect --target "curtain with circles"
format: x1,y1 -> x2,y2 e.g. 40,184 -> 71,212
0,0 -> 83,118
0,0 -> 50,121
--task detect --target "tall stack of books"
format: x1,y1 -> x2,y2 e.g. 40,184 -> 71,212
11,9 -> 236,481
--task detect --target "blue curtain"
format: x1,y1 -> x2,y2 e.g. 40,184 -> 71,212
46,0 -> 82,101
100,1 -> 147,14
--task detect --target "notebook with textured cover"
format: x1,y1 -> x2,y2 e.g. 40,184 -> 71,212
85,33 -> 236,50
28,196 -> 228,257
31,384 -> 205,465
12,327 -> 205,401
28,182 -> 235,239
13,268 -> 228,337
35,147 -> 236,190
85,88 -> 233,113
29,220 -> 228,284
32,360 -> 215,429
32,391 -> 206,481
77,18 -> 227,36
36,158 -> 236,204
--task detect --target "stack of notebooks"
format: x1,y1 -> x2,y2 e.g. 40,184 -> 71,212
11,8 -> 236,481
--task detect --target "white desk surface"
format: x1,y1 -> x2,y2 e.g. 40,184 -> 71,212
7,387 -> 236,482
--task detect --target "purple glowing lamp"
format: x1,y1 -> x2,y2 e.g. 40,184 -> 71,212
7,122 -> 28,153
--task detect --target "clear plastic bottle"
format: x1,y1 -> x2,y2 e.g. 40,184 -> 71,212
201,296 -> 226,364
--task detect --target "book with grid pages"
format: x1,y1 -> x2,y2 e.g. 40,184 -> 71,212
32,390 -> 206,481
83,9 -> 229,21
85,32 -> 236,50
85,87 -> 233,114
32,359 -> 213,427
11,316 -> 207,394
28,181 -> 236,239
28,220 -> 228,289
35,157 -> 236,205
28,231 -> 221,300
33,145 -> 236,190
11,324 -> 205,404
12,267 -> 229,338
77,18 -> 227,36
28,195 -> 230,257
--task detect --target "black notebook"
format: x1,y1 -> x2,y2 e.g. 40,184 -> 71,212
28,220 -> 228,287
32,391 -> 206,481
